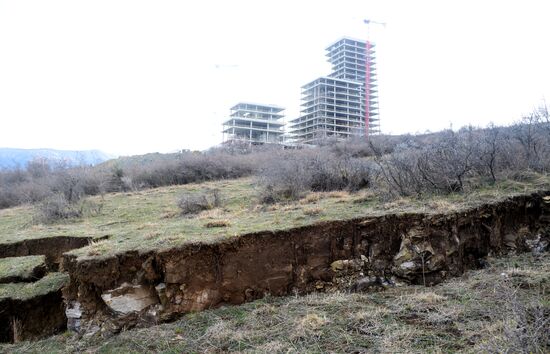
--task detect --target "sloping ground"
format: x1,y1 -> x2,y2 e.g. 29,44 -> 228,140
3,252 -> 548,353
1,176 -> 548,258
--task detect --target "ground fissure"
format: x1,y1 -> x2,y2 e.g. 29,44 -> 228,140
0,188 -> 548,343
0,236 -> 108,343
61,192 -> 550,336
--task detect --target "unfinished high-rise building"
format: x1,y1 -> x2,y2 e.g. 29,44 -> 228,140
290,37 -> 379,144
222,102 -> 285,145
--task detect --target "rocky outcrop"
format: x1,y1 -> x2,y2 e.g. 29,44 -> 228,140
62,192 -> 550,335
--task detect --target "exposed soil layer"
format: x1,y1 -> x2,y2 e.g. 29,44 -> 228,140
62,192 -> 550,333
0,236 -> 95,270
0,273 -> 69,343
0,289 -> 67,343
0,236 -> 102,343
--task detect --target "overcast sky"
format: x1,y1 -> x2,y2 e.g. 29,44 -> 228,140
1,0 -> 549,156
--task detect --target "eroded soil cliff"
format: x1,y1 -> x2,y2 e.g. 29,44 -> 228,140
61,192 -> 550,335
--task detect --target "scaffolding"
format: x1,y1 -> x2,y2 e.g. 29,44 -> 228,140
222,102 -> 285,145
290,37 -> 379,144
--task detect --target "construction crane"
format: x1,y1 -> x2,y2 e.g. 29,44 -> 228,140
363,19 -> 386,138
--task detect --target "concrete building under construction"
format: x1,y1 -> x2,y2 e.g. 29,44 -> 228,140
290,37 -> 379,144
222,102 -> 285,145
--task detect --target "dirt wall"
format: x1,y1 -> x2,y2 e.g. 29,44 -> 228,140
62,192 -> 550,333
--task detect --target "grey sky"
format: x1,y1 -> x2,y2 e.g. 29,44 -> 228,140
1,0 -> 549,155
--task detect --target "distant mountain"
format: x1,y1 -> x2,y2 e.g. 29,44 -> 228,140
0,148 -> 113,170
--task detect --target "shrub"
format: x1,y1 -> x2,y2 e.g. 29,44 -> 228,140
34,194 -> 82,224
257,150 -> 373,204
177,189 -> 222,215
1,112 -> 549,210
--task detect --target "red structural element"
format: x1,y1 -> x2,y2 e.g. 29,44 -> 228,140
365,40 -> 370,137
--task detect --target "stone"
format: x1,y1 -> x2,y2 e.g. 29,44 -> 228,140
315,281 -> 325,289
351,276 -> 380,292
504,233 -> 517,249
379,277 -> 394,289
155,283 -> 169,307
399,261 -> 417,271
65,301 -> 82,332
82,325 -> 100,338
525,234 -> 549,255
101,283 -> 159,315
393,238 -> 414,264
330,260 -> 346,272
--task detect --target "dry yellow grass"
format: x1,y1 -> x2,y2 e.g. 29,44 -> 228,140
303,207 -> 322,216
298,312 -> 328,331
197,208 -> 225,220
204,220 -> 231,228
408,291 -> 448,304
300,193 -> 322,204
1,174 -> 549,260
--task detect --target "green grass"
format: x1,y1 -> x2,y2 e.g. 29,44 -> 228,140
1,174 -> 549,261
0,256 -> 45,283
0,272 -> 69,301
2,252 -> 548,353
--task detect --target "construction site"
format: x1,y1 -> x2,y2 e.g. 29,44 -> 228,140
222,102 -> 285,145
223,36 -> 379,146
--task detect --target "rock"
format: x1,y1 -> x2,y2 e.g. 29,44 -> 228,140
155,283 -> 169,307
525,234 -> 549,255
82,324 -> 100,338
399,261 -> 417,271
101,283 -> 159,315
394,238 -> 414,263
330,258 -> 364,274
65,301 -> 82,332
330,260 -> 346,272
379,277 -> 394,289
315,281 -> 325,289
504,233 -> 518,249
351,276 -> 381,292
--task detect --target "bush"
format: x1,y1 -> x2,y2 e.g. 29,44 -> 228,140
1,110 -> 549,210
177,189 -> 222,215
375,128 -> 495,197
257,150 -> 373,204
34,194 -> 82,224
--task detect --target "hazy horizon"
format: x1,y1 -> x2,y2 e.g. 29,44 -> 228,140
1,0 -> 549,156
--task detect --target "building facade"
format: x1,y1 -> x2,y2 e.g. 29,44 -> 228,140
222,102 -> 285,145
290,37 -> 379,144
